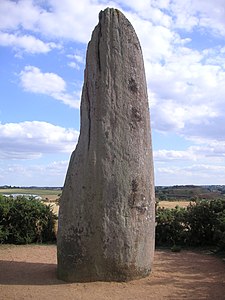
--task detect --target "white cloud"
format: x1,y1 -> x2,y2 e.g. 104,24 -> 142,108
20,66 -> 66,94
0,121 -> 79,159
147,44 -> 225,139
154,137 -> 225,163
186,138 -> 225,158
1,0 -> 225,43
0,0 -> 42,31
152,100 -> 218,132
72,54 -> 85,64
0,31 -> 59,54
126,12 -> 177,63
153,137 -> 225,185
0,0 -> 111,43
19,66 -> 80,108
68,62 -> 80,70
115,0 -> 225,37
67,51 -> 85,70
113,0 -> 172,27
155,162 -> 225,186
169,1 -> 199,31
35,0 -> 103,42
156,0 -> 225,37
0,160 -> 69,186
154,149 -> 197,161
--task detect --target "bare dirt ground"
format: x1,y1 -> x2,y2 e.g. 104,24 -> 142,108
0,245 -> 225,300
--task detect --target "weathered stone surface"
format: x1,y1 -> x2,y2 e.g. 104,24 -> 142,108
57,7 -> 155,282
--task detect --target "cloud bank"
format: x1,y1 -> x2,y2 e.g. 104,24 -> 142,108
0,121 -> 79,159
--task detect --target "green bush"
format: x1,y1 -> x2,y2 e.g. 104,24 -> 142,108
212,200 -> 225,250
0,195 -> 57,244
186,201 -> 216,246
156,199 -> 225,249
156,206 -> 187,246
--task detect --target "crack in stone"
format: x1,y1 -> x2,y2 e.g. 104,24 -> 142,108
97,11 -> 103,72
86,82 -> 91,150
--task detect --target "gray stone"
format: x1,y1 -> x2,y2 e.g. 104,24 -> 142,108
57,7 -> 155,282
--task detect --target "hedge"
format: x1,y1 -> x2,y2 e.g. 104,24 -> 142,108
0,195 -> 57,244
156,199 -> 225,250
1,194 -> 224,249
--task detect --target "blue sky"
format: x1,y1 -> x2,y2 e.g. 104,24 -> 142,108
1,0 -> 225,186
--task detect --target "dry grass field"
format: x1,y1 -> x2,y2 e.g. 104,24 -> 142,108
159,200 -> 193,209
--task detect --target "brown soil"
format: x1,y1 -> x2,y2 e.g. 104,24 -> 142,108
0,245 -> 224,300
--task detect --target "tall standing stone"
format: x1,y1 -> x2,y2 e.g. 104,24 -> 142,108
57,7 -> 155,282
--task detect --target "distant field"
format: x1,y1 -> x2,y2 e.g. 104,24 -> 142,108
159,200 -> 193,209
0,188 -> 61,201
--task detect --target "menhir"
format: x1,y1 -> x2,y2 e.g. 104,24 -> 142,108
57,7 -> 155,282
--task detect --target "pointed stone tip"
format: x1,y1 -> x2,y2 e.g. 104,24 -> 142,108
99,7 -> 123,20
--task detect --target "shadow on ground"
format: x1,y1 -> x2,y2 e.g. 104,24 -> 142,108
0,260 -> 62,285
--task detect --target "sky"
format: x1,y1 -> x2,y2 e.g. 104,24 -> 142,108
1,0 -> 225,187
